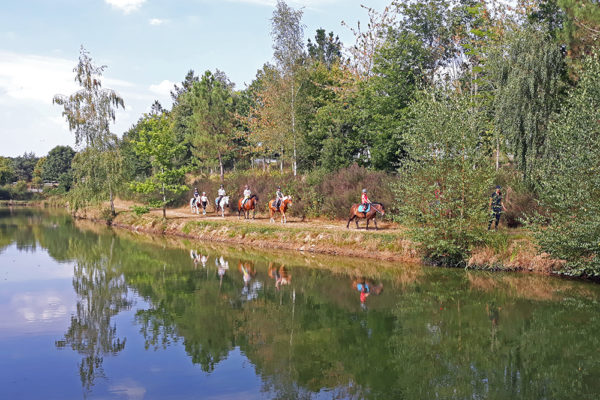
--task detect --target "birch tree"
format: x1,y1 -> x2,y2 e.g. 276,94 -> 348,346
271,0 -> 305,176
53,46 -> 125,215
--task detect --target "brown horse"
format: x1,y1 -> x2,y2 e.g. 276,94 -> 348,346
238,194 -> 259,220
346,202 -> 385,230
268,196 -> 292,224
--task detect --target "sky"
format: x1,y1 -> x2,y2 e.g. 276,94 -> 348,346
0,0 -> 390,158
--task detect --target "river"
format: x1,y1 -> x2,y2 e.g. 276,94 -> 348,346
0,207 -> 599,399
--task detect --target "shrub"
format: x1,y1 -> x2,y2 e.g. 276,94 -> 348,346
130,205 -> 150,216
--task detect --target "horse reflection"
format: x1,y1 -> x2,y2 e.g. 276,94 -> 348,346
352,277 -> 383,306
239,261 -> 261,301
215,256 -> 229,287
268,262 -> 292,290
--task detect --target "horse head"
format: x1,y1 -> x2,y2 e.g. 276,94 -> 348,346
374,202 -> 385,216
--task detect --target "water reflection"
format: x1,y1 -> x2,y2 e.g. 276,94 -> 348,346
2,208 -> 600,399
55,236 -> 131,395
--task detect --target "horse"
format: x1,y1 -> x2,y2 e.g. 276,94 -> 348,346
215,196 -> 230,217
238,194 -> 259,220
190,197 -> 200,214
268,196 -> 292,224
346,202 -> 385,230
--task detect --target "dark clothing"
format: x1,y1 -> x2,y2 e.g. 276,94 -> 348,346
490,192 -> 503,211
488,191 -> 503,230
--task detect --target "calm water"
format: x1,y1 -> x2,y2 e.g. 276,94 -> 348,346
1,208 -> 599,400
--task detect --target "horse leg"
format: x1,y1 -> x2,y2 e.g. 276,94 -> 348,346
346,215 -> 354,229
355,218 -> 359,229
374,217 -> 378,231
366,218 -> 369,231
270,208 -> 274,223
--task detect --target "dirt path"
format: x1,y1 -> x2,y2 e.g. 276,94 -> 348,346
113,199 -> 401,232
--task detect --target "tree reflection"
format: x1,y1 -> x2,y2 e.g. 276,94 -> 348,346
55,237 -> 131,395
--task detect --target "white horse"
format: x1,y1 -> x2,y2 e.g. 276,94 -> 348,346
215,196 -> 229,217
190,197 -> 200,214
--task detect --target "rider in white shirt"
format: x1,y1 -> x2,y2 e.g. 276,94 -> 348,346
200,192 -> 208,214
242,185 -> 251,207
216,184 -> 226,210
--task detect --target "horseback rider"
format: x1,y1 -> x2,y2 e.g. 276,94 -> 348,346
242,185 -> 251,207
193,187 -> 199,200
361,188 -> 371,213
275,186 -> 284,210
216,184 -> 226,210
200,191 -> 208,214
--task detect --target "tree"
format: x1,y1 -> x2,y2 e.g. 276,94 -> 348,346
396,91 -> 493,265
42,145 -> 76,182
307,28 -> 343,68
53,46 -> 125,214
185,71 -> 236,182
492,24 -> 566,182
0,157 -> 14,185
248,64 -> 291,171
533,53 -> 600,277
271,0 -> 305,176
12,152 -> 38,182
130,114 -> 188,219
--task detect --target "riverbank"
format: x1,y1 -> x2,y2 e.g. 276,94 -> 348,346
57,198 -> 564,276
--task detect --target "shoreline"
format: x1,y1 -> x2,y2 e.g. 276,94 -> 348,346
2,200 -> 566,277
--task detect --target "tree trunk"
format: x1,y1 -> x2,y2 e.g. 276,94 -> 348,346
291,77 -> 297,176
109,188 -> 115,217
218,152 -> 224,183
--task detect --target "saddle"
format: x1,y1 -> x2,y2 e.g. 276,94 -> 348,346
358,204 -> 371,213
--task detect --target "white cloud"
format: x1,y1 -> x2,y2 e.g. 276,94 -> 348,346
149,18 -> 167,26
149,79 -> 175,97
222,0 -> 340,7
105,0 -> 146,14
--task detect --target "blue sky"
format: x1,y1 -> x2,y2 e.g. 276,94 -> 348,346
0,0 -> 390,157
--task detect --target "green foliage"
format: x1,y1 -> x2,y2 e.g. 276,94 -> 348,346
42,145 -> 76,182
395,91 -> 494,265
492,24 -> 566,182
12,152 -> 38,182
0,156 -> 14,185
183,70 -> 236,180
130,205 -> 150,216
53,47 -> 125,214
307,28 -> 342,68
130,113 -> 188,217
533,53 -> 600,277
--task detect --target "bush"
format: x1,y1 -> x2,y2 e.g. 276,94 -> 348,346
186,164 -> 397,220
130,205 -> 150,216
494,167 -> 539,227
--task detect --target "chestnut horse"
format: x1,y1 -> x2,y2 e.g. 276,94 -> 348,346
268,196 -> 292,224
346,202 -> 385,230
238,194 -> 259,220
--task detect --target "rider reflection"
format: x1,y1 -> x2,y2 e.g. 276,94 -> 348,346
216,256 -> 229,287
268,262 -> 292,290
352,277 -> 383,308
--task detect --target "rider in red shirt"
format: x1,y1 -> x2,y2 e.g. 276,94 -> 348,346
361,188 -> 371,213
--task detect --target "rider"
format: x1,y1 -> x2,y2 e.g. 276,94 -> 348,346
193,187 -> 199,200
216,184 -> 226,210
242,185 -> 251,207
361,188 -> 371,213
200,191 -> 208,214
275,186 -> 284,210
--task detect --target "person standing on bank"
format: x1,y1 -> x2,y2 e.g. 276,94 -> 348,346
488,185 -> 507,230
